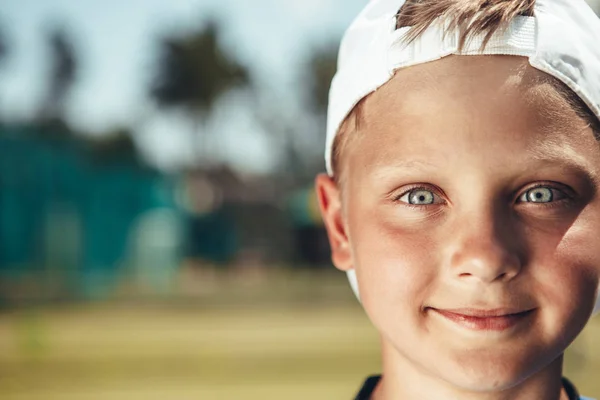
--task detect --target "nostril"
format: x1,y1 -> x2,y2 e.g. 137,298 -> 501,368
459,270 -> 510,282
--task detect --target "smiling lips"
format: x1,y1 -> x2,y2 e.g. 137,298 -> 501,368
430,308 -> 536,331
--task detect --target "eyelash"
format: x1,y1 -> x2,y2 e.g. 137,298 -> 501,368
515,183 -> 574,208
393,185 -> 445,210
393,183 -> 574,209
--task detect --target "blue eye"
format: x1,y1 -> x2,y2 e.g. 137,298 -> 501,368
399,189 -> 437,205
519,187 -> 563,203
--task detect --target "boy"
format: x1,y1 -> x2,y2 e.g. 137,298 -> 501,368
315,0 -> 600,399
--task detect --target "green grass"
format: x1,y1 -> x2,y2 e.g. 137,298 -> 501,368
0,271 -> 598,399
0,303 -> 380,400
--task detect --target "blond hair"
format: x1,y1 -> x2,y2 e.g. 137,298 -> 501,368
330,0 -> 598,180
396,0 -> 535,50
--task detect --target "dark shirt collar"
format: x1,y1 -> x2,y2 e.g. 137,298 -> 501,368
354,375 -> 582,400
354,375 -> 381,400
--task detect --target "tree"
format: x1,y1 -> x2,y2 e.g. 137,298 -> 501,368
0,22 -> 11,126
305,44 -> 338,118
88,127 -> 141,166
150,20 -> 249,165
0,25 -> 8,68
39,25 -> 78,124
288,43 -> 339,180
253,43 -> 339,185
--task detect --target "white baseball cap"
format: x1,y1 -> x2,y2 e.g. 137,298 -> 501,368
325,0 -> 600,312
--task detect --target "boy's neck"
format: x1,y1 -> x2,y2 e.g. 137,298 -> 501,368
374,339 -> 567,400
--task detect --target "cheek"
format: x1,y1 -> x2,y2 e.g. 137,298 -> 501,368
528,206 -> 600,337
348,206 -> 439,315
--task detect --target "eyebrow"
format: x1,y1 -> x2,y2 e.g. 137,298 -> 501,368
368,154 -> 598,191
525,154 -> 598,189
527,144 -> 598,177
369,159 -> 440,180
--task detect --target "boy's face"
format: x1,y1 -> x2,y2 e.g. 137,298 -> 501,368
317,55 -> 600,392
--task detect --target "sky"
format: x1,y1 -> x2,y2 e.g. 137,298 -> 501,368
0,0 -> 365,172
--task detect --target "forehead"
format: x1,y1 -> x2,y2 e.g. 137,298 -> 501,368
366,56 -> 575,132
344,55 -> 599,181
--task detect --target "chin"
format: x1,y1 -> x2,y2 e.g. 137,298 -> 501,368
438,348 -> 545,393
444,369 -> 525,393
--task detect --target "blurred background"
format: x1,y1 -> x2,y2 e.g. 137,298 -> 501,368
0,0 -> 598,399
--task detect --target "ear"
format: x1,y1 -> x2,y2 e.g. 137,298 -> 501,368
315,173 -> 353,271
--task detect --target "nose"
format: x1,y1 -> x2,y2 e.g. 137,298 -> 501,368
447,211 -> 523,284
